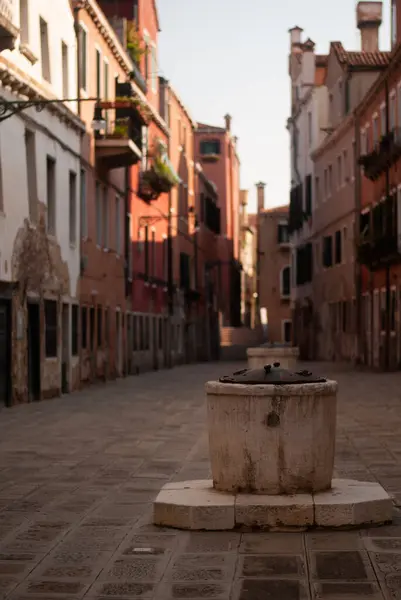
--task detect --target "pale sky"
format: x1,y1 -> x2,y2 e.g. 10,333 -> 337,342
158,0 -> 391,213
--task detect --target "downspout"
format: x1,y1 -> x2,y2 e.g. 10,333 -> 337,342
73,5 -> 81,118
354,113 -> 362,365
385,77 -> 390,370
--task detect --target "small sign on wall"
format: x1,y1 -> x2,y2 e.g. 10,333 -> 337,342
16,309 -> 24,340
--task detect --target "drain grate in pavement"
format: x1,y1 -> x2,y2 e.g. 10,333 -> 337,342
238,579 -> 305,600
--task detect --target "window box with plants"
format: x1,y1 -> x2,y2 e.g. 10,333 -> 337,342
138,138 -> 180,200
99,97 -> 152,123
109,118 -> 130,139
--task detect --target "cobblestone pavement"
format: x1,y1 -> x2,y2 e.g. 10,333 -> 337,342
1,361 -> 401,598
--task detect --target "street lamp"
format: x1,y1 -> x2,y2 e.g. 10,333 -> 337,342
91,103 -> 106,131
0,96 -> 99,124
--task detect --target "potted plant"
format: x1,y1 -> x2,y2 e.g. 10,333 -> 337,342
127,20 -> 147,66
110,118 -> 129,139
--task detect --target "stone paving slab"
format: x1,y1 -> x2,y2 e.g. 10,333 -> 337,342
1,362 -> 401,598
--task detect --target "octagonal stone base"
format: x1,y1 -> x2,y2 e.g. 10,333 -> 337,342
153,479 -> 392,531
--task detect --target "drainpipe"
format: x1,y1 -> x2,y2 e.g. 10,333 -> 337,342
73,5 -> 81,118
354,114 -> 362,365
385,78 -> 390,370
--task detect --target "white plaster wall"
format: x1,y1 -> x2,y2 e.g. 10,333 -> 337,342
0,0 -> 81,297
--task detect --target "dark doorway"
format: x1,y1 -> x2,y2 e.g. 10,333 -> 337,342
27,301 -> 41,402
0,300 -> 11,406
61,303 -> 69,394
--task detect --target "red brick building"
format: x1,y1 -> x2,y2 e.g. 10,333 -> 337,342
356,0 -> 401,369
195,116 -> 241,327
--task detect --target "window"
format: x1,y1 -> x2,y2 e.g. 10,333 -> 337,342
314,176 -> 320,206
25,129 -> 37,223
141,126 -> 148,170
392,0 -> 397,48
343,150 -> 348,182
102,186 -> 108,248
380,104 -> 386,136
105,307 -> 110,345
44,299 -> 57,358
337,155 -> 342,189
323,235 -> 333,268
46,156 -> 56,235
283,320 -> 292,344
307,112 -> 312,147
80,168 -> 87,238
391,289 -> 396,331
78,25 -> 88,91
151,228 -> 156,276
366,125 -> 371,152
323,169 -> 328,200
97,306 -> 102,347
90,307 -> 95,350
335,229 -> 342,264
127,213 -> 133,280
68,171 -> 77,245
390,93 -> 397,132
71,304 -> 78,356
281,266 -> 290,297
277,223 -> 289,244
380,289 -> 386,332
95,48 -> 101,98
61,42 -> 69,98
373,115 -> 379,145
95,182 -> 102,246
328,164 -> 333,197
305,174 -> 312,216
360,129 -> 367,155
20,0 -> 29,44
115,196 -> 121,254
103,59 -> 109,99
200,139 -> 220,156
81,306 -> 87,349
144,225 -> 149,276
315,240 -> 320,272
151,45 -> 157,92
39,17 -> 50,82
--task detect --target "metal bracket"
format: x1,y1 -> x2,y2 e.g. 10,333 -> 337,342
0,97 -> 98,123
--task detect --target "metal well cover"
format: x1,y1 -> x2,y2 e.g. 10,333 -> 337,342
219,364 -> 327,385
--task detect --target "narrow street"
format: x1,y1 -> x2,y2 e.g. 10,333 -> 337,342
0,362 -> 401,599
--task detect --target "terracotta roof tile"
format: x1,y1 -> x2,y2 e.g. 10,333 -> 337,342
262,204 -> 289,215
331,41 -> 391,68
315,54 -> 328,67
196,122 -> 225,133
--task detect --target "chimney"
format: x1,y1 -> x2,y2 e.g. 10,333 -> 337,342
289,26 -> 303,49
356,1 -> 382,52
256,182 -> 266,213
224,113 -> 232,132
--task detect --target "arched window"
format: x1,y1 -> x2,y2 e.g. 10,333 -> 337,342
281,266 -> 291,298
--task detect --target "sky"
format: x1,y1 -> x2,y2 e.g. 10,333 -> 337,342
157,0 -> 391,213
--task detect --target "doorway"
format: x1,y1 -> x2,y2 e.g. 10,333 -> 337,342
116,310 -> 121,375
27,301 -> 40,402
0,300 -> 11,407
61,303 -> 69,394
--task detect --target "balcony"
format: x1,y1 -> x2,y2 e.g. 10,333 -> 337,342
357,193 -> 401,269
358,129 -> 401,181
129,62 -> 147,94
288,183 -> 307,235
95,117 -> 142,169
0,0 -> 18,51
204,196 -> 221,235
138,138 -> 180,202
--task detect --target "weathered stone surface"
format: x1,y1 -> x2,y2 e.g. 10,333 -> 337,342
154,482 -> 235,530
235,493 -> 313,529
246,345 -> 299,370
205,379 -> 337,495
314,479 -> 393,527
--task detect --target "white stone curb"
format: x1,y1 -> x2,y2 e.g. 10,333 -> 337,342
153,478 -> 393,531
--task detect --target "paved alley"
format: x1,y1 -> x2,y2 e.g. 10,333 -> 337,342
0,362 -> 401,598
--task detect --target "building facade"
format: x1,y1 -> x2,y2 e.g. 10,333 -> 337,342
356,0 -> 401,369
288,2 -> 391,362
0,0 -> 84,406
287,27 -> 328,358
239,189 -> 257,328
194,115 -> 241,327
256,185 -> 291,344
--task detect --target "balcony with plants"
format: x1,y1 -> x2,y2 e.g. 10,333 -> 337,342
358,129 -> 401,181
357,193 -> 400,269
94,95 -> 152,169
126,20 -> 148,94
138,138 -> 181,202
